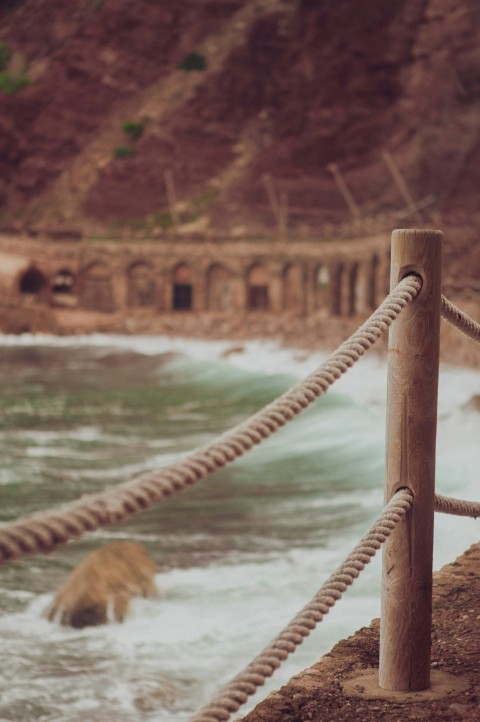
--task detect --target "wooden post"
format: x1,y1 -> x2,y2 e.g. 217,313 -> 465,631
262,173 -> 285,238
395,194 -> 436,220
327,162 -> 361,220
164,170 -> 180,227
382,152 -> 416,208
379,228 -> 443,691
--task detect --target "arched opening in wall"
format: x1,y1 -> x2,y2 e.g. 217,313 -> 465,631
282,264 -> 304,313
172,263 -> 193,310
207,264 -> 232,312
80,263 -> 114,312
247,264 -> 270,311
330,263 -> 344,316
384,249 -> 391,295
355,262 -> 371,315
128,262 -> 155,308
51,269 -> 77,307
369,255 -> 379,309
314,264 -> 330,310
19,267 -> 47,302
348,262 -> 359,316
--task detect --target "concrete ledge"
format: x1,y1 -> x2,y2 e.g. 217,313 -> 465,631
241,543 -> 480,722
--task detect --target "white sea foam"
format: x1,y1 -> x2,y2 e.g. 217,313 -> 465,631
3,546 -> 382,720
0,332 -> 479,721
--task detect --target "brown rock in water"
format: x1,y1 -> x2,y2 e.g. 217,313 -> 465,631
463,394 -> 480,412
47,542 -> 158,628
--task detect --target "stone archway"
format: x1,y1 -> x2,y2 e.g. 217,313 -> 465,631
247,263 -> 270,311
172,263 -> 193,310
369,254 -> 380,310
314,264 -> 330,311
127,262 -> 155,307
19,267 -> 47,303
80,262 -> 114,312
330,262 -> 345,316
282,264 -> 305,313
348,262 -> 359,316
51,268 -> 77,308
207,263 -> 232,311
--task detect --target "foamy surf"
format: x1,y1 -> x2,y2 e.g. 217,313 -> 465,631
0,333 -> 478,720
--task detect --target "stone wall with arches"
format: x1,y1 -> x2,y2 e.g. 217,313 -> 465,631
1,234 -> 390,327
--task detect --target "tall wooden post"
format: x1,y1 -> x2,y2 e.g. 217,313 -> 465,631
382,152 -> 417,210
164,170 -> 180,228
379,228 -> 443,691
327,162 -> 361,220
262,173 -> 286,238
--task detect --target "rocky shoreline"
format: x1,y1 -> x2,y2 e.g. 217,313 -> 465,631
1,293 -> 478,369
240,543 -> 480,722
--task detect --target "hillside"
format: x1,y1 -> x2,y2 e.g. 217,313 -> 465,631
0,0 -> 479,279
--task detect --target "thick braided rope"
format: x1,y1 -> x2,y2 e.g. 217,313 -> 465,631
189,489 -> 413,722
435,493 -> 480,518
0,276 -> 421,564
441,295 -> 480,343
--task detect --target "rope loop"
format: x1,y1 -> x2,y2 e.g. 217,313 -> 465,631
441,295 -> 480,343
434,493 -> 480,518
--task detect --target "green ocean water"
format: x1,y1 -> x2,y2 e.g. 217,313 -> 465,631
0,335 -> 477,721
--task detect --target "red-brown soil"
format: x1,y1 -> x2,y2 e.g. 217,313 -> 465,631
1,0 -> 480,282
240,543 -> 480,722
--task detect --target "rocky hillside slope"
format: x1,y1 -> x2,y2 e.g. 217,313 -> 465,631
0,0 -> 479,278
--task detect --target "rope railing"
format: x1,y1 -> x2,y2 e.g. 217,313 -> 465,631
436,295 -> 480,515
434,493 -> 480,518
0,275 -> 422,565
189,488 -> 414,722
436,297 -> 480,514
435,296 -> 480,519
441,294 -> 480,343
187,487 -> 480,722
187,261 -> 480,718
0,230 -> 479,720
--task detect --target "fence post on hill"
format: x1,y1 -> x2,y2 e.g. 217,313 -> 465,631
379,228 -> 443,691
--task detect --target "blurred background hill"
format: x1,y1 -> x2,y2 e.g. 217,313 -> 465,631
0,0 -> 479,281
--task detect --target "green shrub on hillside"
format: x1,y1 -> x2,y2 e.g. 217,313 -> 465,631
0,43 -> 11,72
0,71 -> 30,94
122,120 -> 144,141
113,146 -> 136,159
154,211 -> 174,229
178,52 -> 207,72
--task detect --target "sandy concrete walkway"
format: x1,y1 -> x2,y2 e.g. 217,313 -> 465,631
241,543 -> 480,722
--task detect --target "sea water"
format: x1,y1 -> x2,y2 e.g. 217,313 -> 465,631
0,334 -> 478,722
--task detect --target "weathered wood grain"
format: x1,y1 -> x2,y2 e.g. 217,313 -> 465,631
379,228 -> 443,691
